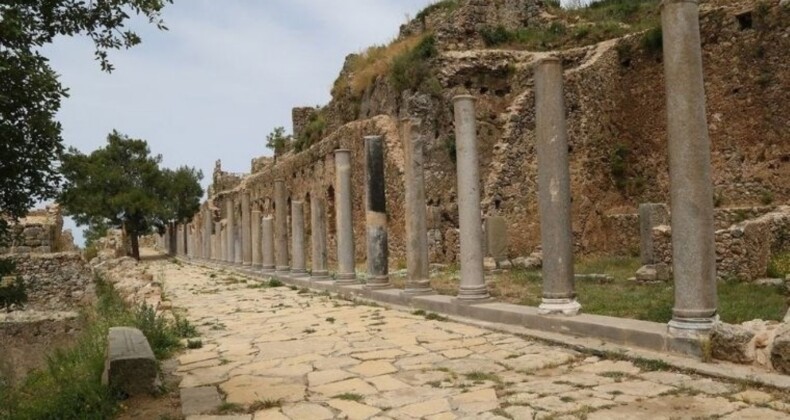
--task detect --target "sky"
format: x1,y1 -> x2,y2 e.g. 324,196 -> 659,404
44,0 -> 435,246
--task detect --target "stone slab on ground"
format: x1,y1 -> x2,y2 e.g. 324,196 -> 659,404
181,386 -> 222,416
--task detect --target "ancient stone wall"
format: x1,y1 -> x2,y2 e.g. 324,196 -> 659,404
652,206 -> 790,282
204,0 -> 788,265
0,205 -> 66,255
2,252 -> 92,311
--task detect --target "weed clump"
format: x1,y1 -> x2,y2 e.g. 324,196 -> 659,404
390,35 -> 440,94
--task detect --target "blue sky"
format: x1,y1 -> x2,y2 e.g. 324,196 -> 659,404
45,0 -> 434,245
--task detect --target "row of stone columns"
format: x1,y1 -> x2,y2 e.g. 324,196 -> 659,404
182,0 -> 716,338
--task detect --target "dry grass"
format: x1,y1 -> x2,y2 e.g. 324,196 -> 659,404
332,35 -> 424,98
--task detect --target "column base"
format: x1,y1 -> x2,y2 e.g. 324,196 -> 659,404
290,269 -> 309,278
668,315 -> 718,337
311,270 -> 329,280
456,284 -> 490,302
402,280 -> 434,296
538,298 -> 582,316
335,273 -> 357,285
275,266 -> 290,276
243,262 -> 252,266
262,265 -> 276,273
365,275 -> 392,289
252,263 -> 262,269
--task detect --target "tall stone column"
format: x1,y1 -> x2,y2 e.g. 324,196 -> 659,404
262,216 -> 276,273
534,58 -> 580,316
241,193 -> 252,266
662,0 -> 717,335
234,227 -> 241,265
213,222 -> 221,262
203,207 -> 212,260
220,221 -> 227,262
402,119 -> 433,295
310,189 -> 329,280
251,210 -> 262,268
364,136 -> 391,289
226,198 -> 235,264
452,96 -> 489,302
291,201 -> 308,277
334,149 -> 357,284
275,180 -> 290,274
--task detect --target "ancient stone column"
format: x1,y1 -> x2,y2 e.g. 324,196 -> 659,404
275,180 -> 290,274
334,149 -> 356,284
220,221 -> 227,262
452,95 -> 490,302
290,201 -> 308,277
234,228 -> 242,265
203,207 -> 212,260
310,190 -> 329,280
251,210 -> 262,269
534,58 -> 580,316
662,0 -> 717,335
241,193 -> 252,266
364,136 -> 391,289
262,216 -> 276,273
402,119 -> 433,295
213,222 -> 221,262
226,198 -> 235,264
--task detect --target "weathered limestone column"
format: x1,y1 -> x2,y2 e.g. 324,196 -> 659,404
364,136 -> 391,289
213,222 -> 221,262
203,207 -> 212,260
241,193 -> 252,266
291,201 -> 308,277
262,216 -> 276,273
662,0 -> 718,334
274,180 -> 290,274
310,190 -> 329,280
452,95 -> 490,302
234,227 -> 241,265
226,198 -> 235,264
402,119 -> 433,295
535,58 -> 581,316
334,149 -> 356,284
251,210 -> 262,269
220,221 -> 227,262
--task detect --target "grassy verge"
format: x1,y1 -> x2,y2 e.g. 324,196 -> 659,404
398,256 -> 787,324
0,275 -> 196,419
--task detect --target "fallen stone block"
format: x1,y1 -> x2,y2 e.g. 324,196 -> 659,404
770,326 -> 790,374
711,323 -> 755,364
102,326 -> 159,396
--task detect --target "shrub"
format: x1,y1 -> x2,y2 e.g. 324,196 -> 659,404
767,252 -> 790,278
481,25 -> 514,47
83,245 -> 99,261
0,276 -> 27,311
640,25 -> 662,54
443,135 -> 457,165
415,0 -> 459,23
390,35 -> 438,93
295,112 -> 326,152
610,143 -> 629,189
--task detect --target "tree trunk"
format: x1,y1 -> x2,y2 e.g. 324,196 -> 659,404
130,232 -> 140,260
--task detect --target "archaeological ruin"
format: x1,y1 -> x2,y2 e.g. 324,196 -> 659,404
147,0 -> 790,375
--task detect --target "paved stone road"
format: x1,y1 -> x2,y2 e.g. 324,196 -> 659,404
152,260 -> 790,420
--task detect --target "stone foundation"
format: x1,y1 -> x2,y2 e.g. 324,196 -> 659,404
2,252 -> 93,311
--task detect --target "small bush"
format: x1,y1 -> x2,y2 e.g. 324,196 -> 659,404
481,25 -> 514,47
295,112 -> 326,152
415,0 -> 459,23
187,339 -> 203,349
640,26 -> 662,54
268,279 -> 284,287
0,276 -> 27,311
83,245 -> 99,261
390,35 -> 438,93
610,143 -> 630,189
760,190 -> 775,205
444,135 -> 457,165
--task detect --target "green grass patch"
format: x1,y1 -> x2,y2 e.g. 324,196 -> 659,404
390,35 -> 440,94
0,275 -> 196,419
768,252 -> 790,278
268,279 -> 284,288
333,393 -> 364,402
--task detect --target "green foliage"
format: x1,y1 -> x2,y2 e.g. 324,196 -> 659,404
0,275 -> 27,312
268,279 -> 284,288
59,131 -> 203,259
481,25 -> 514,47
0,0 -> 172,245
609,143 -> 629,190
444,135 -> 457,165
265,126 -> 292,161
390,35 -> 439,93
767,252 -> 790,278
295,112 -> 327,152
1,274 -> 191,418
415,0 -> 459,23
760,190 -> 775,205
640,26 -> 663,54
